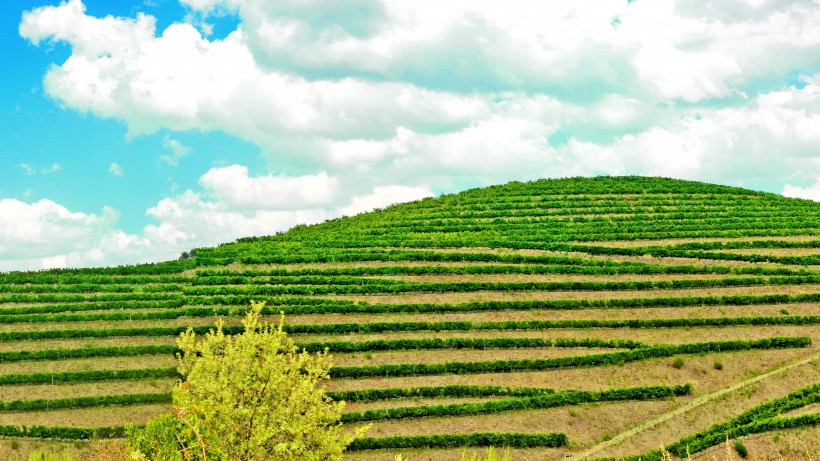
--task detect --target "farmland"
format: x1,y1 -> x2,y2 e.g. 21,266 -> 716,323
0,176 -> 818,460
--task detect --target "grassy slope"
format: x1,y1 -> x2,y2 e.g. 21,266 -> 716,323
0,176 -> 819,461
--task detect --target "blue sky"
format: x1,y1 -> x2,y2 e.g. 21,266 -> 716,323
1,0 -> 819,271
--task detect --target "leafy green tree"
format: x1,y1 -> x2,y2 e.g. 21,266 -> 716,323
128,301 -> 364,460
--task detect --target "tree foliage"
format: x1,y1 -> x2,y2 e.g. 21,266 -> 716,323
128,301 -> 362,460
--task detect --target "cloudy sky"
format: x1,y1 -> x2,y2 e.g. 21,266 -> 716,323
1,0 -> 819,271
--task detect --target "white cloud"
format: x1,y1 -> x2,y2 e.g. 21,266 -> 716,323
144,189 -> 330,248
108,162 -> 124,176
19,1 -> 820,194
199,165 -> 338,210
0,165 -> 435,271
783,179 -> 820,202
17,162 -> 61,175
18,163 -> 35,175
0,198 -> 116,262
19,2 -> 486,149
159,135 -> 192,166
10,0 -> 820,270
175,0 -> 820,102
337,185 -> 433,217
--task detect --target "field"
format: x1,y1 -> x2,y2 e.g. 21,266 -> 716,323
0,176 -> 818,460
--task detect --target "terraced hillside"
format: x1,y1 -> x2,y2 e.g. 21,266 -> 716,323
1,176 -> 819,460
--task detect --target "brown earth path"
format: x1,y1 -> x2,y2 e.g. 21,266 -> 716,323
570,351 -> 820,460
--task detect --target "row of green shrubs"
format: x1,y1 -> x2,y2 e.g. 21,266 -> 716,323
0,299 -> 184,316
545,241 -> 820,266
187,292 -> 820,315
0,283 -> 185,294
326,385 -> 557,403
0,338 -> 644,364
0,339 -> 805,385
0,315 -> 816,342
0,274 -> 190,285
340,385 -> 691,423
179,275 -> 820,296
0,344 -> 178,362
299,337 -> 646,353
347,432 -> 568,451
283,317 -> 820,335
329,338 -> 810,379
0,385 -> 686,421
0,392 -> 170,412
0,367 -> 179,386
3,292 -> 819,324
0,293 -> 181,304
0,424 -> 126,440
193,261 -> 800,278
400,203 -> 815,219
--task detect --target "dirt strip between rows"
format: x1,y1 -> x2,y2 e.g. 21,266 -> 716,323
570,351 -> 820,460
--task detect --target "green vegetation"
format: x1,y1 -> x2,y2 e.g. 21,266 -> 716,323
127,302 -> 366,461
734,438 -> 748,458
0,176 -> 818,459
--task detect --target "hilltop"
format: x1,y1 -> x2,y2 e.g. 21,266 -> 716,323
0,176 -> 818,460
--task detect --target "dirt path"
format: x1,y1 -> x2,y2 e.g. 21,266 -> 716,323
570,351 -> 820,460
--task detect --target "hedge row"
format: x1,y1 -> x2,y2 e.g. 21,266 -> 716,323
401,207 -> 818,221
283,317 -> 820,336
1,315 -> 817,342
12,338 -> 639,364
0,299 -> 185,316
347,432 -> 568,451
326,385 -> 557,403
329,337 -> 810,379
0,274 -> 190,285
0,338 -> 643,364
0,293 -> 181,304
0,308 -> 219,325
299,337 -> 647,354
0,425 -> 127,440
340,385 -> 691,423
195,248 -> 653,267
2,339 -> 803,385
0,283 -> 185,295
186,292 -> 820,316
0,345 -> 178,363
0,367 -> 179,386
0,392 -> 171,412
541,242 -> 820,267
5,292 -> 820,324
664,240 -> 820,251
180,275 -> 820,296
194,263 -> 801,278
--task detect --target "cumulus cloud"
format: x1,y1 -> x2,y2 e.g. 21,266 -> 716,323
108,162 -> 123,176
783,179 -> 820,202
175,0 -> 820,101
198,165 -> 338,210
11,0 -> 820,269
0,199 -> 116,264
0,166 -> 433,271
19,1 -> 820,190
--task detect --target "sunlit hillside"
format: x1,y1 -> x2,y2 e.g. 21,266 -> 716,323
0,176 -> 818,461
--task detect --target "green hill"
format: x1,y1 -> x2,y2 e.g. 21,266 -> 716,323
0,176 -> 819,460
